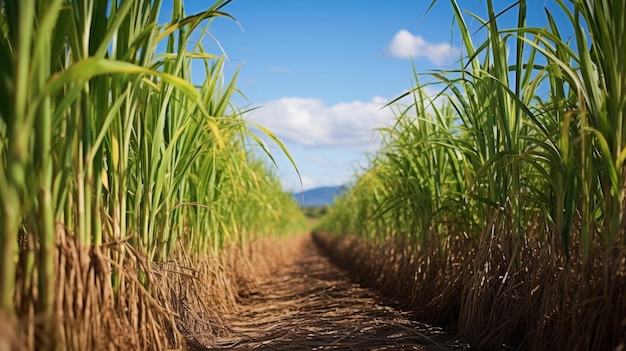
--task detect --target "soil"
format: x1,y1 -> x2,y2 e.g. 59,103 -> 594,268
187,234 -> 468,351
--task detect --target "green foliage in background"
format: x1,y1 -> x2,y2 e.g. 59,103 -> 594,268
301,206 -> 329,219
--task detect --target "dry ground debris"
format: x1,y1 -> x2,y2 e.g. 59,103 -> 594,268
189,235 -> 468,351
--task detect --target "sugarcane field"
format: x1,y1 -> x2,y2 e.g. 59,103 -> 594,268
0,0 -> 625,350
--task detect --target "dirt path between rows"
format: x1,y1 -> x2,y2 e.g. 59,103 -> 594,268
191,235 -> 468,350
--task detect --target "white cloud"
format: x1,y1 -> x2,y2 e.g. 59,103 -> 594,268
247,91 -> 447,192
297,174 -> 349,192
247,96 -> 395,152
386,30 -> 460,66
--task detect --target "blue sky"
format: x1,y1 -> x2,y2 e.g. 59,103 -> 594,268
167,0 -> 568,196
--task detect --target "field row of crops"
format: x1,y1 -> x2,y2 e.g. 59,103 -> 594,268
316,0 -> 625,350
0,1 -> 307,349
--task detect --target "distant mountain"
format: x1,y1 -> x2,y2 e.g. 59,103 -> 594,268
292,185 -> 347,208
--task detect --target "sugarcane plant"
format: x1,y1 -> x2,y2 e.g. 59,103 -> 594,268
0,0 -> 306,348
316,0 -> 626,348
